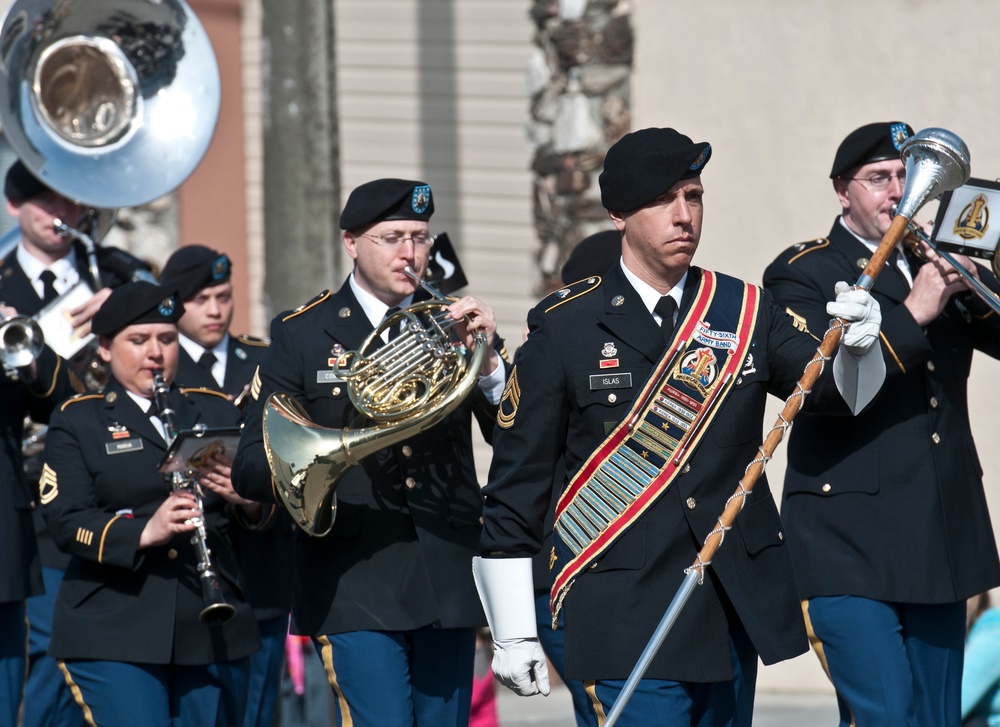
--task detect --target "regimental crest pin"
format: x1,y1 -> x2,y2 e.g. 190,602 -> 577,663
411,185 -> 432,214
556,288 -> 570,298
601,342 -> 617,358
234,347 -> 247,361
890,123 -> 910,151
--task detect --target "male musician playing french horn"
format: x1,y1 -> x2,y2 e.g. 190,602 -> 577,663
474,128 -> 886,727
233,179 -> 506,727
38,281 -> 260,726
764,121 -> 1000,727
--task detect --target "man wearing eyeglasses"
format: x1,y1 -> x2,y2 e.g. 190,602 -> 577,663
763,121 -> 1000,726
233,178 -> 507,726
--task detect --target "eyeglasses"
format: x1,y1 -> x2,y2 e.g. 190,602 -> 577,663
843,172 -> 907,190
358,232 -> 434,248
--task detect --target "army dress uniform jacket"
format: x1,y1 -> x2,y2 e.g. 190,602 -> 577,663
763,219 -> 1000,604
479,263 -> 870,683
0,345 -> 75,603
1,240 -> 136,572
40,378 -> 260,665
233,279 -> 500,637
177,333 -> 295,623
175,334 -> 268,400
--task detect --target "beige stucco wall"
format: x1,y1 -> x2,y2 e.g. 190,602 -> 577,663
634,0 -> 1000,695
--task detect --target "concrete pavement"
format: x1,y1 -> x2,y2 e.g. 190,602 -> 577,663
494,684 -> 840,726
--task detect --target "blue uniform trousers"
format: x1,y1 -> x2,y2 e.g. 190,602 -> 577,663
314,626 -> 476,727
59,657 -> 251,727
535,592 -> 592,727
0,600 -> 27,727
584,616 -> 757,727
804,596 -> 965,727
24,567 -> 83,727
242,615 -> 287,727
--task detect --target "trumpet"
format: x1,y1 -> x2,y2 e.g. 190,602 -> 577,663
152,371 -> 235,624
904,221 -> 1000,316
0,313 -> 44,372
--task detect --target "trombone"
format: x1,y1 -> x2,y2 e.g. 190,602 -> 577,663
904,221 -> 1000,316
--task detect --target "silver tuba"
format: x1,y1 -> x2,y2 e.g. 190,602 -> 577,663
263,269 -> 487,537
0,0 -> 221,209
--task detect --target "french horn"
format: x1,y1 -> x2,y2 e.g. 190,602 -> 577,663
263,269 -> 487,537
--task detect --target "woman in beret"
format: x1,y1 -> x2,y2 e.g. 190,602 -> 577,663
38,281 -> 261,726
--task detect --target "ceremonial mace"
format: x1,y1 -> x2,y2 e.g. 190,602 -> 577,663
603,127 -> 971,726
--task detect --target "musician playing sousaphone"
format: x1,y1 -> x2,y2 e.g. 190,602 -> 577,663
0,159 -> 160,727
38,282 -> 260,725
473,128 -> 886,726
233,179 -> 508,727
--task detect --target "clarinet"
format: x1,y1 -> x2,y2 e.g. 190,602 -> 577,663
152,371 -> 236,624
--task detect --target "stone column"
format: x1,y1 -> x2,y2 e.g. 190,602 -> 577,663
527,0 -> 633,293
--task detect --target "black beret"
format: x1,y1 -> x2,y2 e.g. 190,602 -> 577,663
4,160 -> 53,204
92,282 -> 184,337
599,128 -> 711,213
830,121 -> 914,179
339,178 -> 434,230
159,245 -> 232,302
561,230 -> 621,284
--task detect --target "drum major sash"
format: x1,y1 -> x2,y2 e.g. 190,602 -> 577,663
550,271 -> 761,622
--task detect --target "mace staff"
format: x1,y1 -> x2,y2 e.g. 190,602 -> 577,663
603,127 -> 971,727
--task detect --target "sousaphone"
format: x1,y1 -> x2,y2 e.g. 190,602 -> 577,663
0,0 -> 221,209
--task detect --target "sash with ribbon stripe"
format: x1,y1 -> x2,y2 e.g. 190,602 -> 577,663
550,270 -> 761,621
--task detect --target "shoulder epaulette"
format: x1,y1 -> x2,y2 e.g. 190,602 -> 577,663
180,387 -> 230,401
783,238 -> 830,265
282,290 -> 331,322
542,276 -> 602,314
59,393 -> 103,411
235,333 -> 269,347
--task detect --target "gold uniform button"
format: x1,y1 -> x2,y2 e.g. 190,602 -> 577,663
404,477 -> 417,489
478,516 -> 484,526
608,393 -> 617,403
932,432 -> 941,444
685,497 -> 697,510
929,397 -> 938,408
821,483 -> 832,493
167,549 -> 178,560
332,386 -> 342,396
401,445 -> 413,457
778,531 -> 784,541
29,500 -> 36,510
927,360 -> 936,372
682,463 -> 691,474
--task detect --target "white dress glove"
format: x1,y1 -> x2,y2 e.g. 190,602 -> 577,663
472,556 -> 551,697
827,281 -> 882,355
491,638 -> 551,697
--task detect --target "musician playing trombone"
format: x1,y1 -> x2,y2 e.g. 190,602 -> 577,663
233,178 -> 507,727
763,121 -> 1000,727
473,127 -> 886,727
37,282 -> 260,726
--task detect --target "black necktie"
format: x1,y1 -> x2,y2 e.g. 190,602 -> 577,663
146,401 -> 160,420
385,307 -> 402,341
889,247 -> 910,288
654,296 -> 678,345
39,270 -> 58,304
198,351 -> 217,374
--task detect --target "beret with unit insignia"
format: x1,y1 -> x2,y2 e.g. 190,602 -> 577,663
159,245 -> 232,302
92,282 -> 183,337
599,128 -> 711,213
830,121 -> 914,179
339,178 -> 434,231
